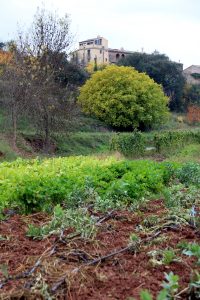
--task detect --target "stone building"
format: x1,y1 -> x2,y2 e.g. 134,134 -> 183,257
71,36 -> 133,66
183,65 -> 200,85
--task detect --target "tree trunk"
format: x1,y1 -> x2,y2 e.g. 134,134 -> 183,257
11,104 -> 17,149
43,113 -> 50,153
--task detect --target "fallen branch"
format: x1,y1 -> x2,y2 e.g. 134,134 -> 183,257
51,230 -> 161,292
0,244 -> 56,289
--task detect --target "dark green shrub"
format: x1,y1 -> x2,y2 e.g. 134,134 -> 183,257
110,131 -> 146,157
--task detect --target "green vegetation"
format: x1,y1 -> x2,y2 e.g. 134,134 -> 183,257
55,132 -> 112,156
78,65 -> 169,130
26,204 -> 97,240
110,129 -> 200,158
119,52 -> 185,112
0,137 -> 17,161
0,156 -> 178,213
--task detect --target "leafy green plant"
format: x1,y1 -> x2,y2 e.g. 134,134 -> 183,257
140,290 -> 153,300
177,162 -> 200,186
163,184 -> 200,209
142,215 -> 159,228
0,156 -> 178,213
162,250 -> 177,265
182,243 -> 200,264
189,271 -> 200,298
148,249 -> 178,266
27,205 -> 97,240
161,272 -> 179,298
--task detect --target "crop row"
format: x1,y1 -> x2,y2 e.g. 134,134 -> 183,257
0,156 -> 181,213
1,155 -> 199,214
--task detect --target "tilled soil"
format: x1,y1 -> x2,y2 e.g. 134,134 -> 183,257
0,200 -> 199,299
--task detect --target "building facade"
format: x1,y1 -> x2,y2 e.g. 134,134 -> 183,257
183,65 -> 200,85
71,36 -> 133,66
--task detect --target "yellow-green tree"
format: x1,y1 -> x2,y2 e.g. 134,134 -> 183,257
78,65 -> 169,130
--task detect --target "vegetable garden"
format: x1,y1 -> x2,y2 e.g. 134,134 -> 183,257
0,155 -> 200,299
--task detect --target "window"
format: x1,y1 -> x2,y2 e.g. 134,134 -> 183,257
87,49 -> 91,62
95,39 -> 102,45
100,49 -> 102,54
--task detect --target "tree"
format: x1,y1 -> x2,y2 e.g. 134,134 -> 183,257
119,52 -> 185,112
2,8 -> 82,152
78,65 -> 169,130
0,48 -> 29,147
0,42 -> 5,50
183,84 -> 200,107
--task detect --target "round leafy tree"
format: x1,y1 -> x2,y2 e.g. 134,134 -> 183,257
78,65 -> 169,129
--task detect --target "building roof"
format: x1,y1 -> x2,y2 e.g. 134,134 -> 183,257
183,65 -> 200,73
108,48 -> 134,54
79,37 -> 104,44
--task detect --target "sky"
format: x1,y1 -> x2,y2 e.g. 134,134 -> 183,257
0,0 -> 199,68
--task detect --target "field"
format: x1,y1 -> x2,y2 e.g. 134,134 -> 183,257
0,155 -> 200,299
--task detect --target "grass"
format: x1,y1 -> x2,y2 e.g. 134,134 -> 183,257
55,132 -> 113,156
0,136 -> 17,161
168,144 -> 200,163
1,106 -> 200,162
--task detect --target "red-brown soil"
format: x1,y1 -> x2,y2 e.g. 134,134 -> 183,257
0,200 -> 199,299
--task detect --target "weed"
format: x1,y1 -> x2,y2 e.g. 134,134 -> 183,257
161,272 -> 179,298
27,205 -> 97,240
142,215 -> 159,228
148,249 -> 178,267
182,243 -> 200,264
189,271 -> 200,299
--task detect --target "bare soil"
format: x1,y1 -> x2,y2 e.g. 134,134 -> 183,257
0,200 -> 199,299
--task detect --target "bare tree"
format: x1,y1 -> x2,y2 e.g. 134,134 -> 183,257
13,8 -> 77,151
1,47 -> 29,148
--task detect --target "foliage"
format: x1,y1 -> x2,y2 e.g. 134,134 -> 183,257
0,42 -> 6,50
182,243 -> 200,264
184,84 -> 200,107
1,8 -> 85,152
78,65 -> 169,130
148,249 -> 178,266
161,272 -> 179,298
110,129 -> 200,158
119,52 -> 185,112
110,130 -> 146,157
130,272 -> 179,300
0,156 -> 178,213
176,162 -> 200,186
85,62 -> 107,74
154,129 -> 200,154
189,271 -> 200,298
26,204 -> 97,239
163,184 -> 200,209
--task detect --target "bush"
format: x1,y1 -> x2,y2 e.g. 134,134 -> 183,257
154,130 -> 200,154
110,130 -> 146,157
78,65 -> 169,130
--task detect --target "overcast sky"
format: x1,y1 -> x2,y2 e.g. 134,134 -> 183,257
0,0 -> 199,68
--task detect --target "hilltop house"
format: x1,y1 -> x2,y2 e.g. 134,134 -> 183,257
71,36 -> 133,66
183,65 -> 200,85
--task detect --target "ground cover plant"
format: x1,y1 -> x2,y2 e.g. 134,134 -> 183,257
0,155 -> 200,299
0,156 -> 178,213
